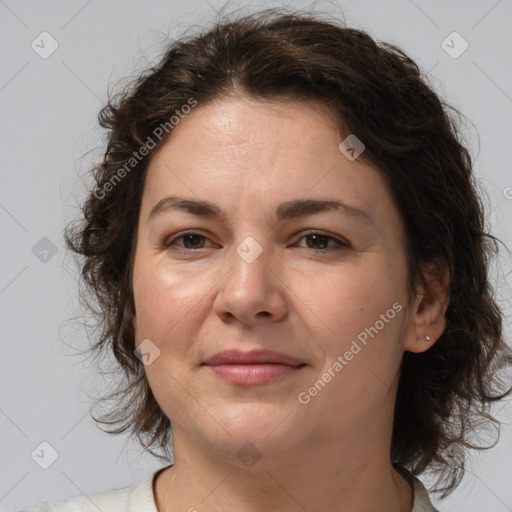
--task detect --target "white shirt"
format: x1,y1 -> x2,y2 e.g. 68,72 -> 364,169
24,467 -> 440,511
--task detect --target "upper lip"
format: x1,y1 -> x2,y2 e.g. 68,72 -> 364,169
203,349 -> 304,366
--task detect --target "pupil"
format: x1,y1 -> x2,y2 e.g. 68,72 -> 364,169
185,234 -> 202,248
308,234 -> 328,249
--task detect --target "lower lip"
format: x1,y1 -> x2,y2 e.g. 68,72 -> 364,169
206,363 -> 305,385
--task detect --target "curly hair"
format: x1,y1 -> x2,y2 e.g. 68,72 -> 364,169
64,8 -> 512,497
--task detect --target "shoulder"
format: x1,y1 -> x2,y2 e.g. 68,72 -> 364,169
22,470 -> 160,512
411,476 -> 441,512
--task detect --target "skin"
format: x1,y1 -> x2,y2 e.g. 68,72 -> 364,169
131,96 -> 449,512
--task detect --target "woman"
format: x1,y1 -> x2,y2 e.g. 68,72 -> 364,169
29,8 -> 512,512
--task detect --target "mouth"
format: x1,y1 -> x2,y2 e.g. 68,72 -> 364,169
202,349 -> 307,386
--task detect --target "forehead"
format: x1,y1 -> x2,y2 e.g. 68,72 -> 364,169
140,96 -> 401,232
150,96 -> 345,172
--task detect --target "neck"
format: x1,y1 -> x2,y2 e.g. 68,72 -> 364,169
154,424 -> 414,512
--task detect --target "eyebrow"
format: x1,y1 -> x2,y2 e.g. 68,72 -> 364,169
147,195 -> 374,225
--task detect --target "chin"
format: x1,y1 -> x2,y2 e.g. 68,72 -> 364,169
189,402 -> 315,467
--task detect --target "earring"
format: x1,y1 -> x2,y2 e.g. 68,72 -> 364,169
424,335 -> 431,341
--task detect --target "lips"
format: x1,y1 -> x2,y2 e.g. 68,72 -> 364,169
203,349 -> 304,366
202,349 -> 306,386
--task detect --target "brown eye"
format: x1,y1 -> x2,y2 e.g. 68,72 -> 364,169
180,234 -> 206,249
165,232 -> 210,250
299,232 -> 348,251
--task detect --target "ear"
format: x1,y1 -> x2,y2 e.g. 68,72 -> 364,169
403,258 -> 450,353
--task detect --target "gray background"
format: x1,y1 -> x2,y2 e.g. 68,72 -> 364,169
1,0 -> 511,511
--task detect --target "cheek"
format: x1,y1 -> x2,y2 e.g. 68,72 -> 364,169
132,254 -> 205,340
133,263 -> 203,419
310,257 -> 407,388
313,259 -> 403,338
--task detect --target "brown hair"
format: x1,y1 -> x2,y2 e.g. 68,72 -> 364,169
64,8 -> 512,497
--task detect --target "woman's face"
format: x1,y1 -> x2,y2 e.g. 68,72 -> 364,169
132,96 -> 419,463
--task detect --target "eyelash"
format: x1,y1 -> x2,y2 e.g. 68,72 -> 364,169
164,230 -> 348,252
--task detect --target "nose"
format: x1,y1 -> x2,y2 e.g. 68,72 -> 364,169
212,240 -> 288,326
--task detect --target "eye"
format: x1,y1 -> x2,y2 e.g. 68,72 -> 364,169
164,230 -> 348,252
164,231 -> 213,250
296,231 -> 348,251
